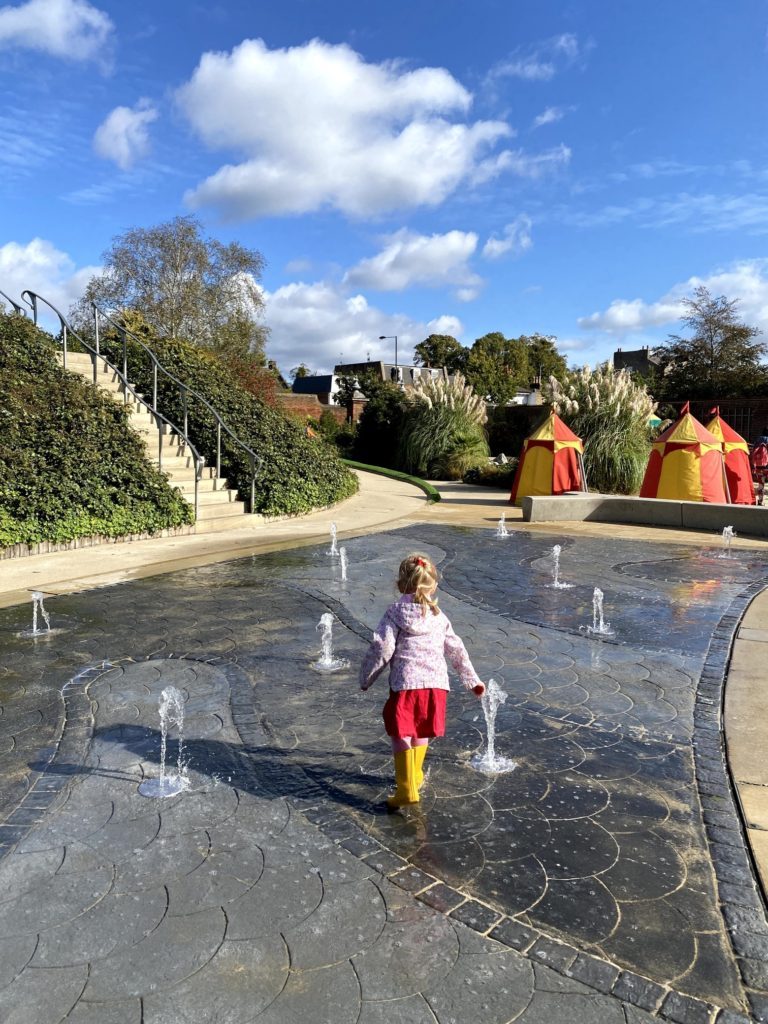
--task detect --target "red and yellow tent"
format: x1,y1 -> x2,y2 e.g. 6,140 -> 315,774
640,402 -> 728,503
705,408 -> 755,505
509,412 -> 586,504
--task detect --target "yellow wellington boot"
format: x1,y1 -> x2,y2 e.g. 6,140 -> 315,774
413,744 -> 428,791
387,749 -> 420,809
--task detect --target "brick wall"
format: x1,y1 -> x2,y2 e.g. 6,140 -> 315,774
275,393 -> 349,424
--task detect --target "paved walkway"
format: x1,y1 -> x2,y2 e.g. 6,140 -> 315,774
1,472 -> 767,1023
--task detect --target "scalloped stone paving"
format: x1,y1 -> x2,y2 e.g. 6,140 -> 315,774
0,523 -> 765,1023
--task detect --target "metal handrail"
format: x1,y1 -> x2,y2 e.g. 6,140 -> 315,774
21,289 -> 205,520
90,303 -> 262,512
0,288 -> 24,315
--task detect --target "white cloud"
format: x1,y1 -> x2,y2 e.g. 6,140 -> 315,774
263,278 -> 463,374
532,106 -> 565,129
482,215 -> 533,260
93,100 -> 158,170
488,33 -> 583,84
558,191 -> 768,233
491,144 -> 571,180
176,37 -> 520,219
578,259 -> 768,337
0,0 -> 112,62
0,238 -> 98,325
344,228 -> 482,299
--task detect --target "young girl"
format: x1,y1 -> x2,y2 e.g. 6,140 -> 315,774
359,553 -> 485,809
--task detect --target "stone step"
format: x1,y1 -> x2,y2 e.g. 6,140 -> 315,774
193,505 -> 250,533
56,347 -> 251,528
163,467 -> 221,484
170,477 -> 233,495
194,500 -> 247,520
178,488 -> 240,506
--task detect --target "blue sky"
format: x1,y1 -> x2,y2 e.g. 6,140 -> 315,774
1,0 -> 767,376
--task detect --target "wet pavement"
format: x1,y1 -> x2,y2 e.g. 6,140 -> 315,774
0,523 -> 766,1023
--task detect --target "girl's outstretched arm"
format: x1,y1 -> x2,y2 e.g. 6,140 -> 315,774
444,621 -> 483,691
359,610 -> 399,690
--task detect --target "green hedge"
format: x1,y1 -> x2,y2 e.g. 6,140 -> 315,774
0,313 -> 193,548
97,332 -> 358,516
343,460 -> 441,502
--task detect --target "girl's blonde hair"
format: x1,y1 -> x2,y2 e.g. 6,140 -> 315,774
398,553 -> 439,616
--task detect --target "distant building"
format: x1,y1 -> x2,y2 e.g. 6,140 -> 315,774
613,346 -> 660,376
291,373 -> 338,405
334,361 -> 451,388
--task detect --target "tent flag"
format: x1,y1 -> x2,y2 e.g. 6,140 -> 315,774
705,412 -> 755,505
640,404 -> 728,503
509,412 -> 586,504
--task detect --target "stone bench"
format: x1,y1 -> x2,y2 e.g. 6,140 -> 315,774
519,492 -> 768,538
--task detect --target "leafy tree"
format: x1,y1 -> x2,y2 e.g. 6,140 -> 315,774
524,334 -> 567,383
414,334 -> 468,373
657,286 -> 767,398
71,215 -> 269,361
347,374 -> 411,468
290,363 -> 312,380
465,332 -> 530,405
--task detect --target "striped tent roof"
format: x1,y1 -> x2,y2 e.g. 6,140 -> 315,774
705,408 -> 749,453
525,412 -> 583,451
654,402 -> 722,451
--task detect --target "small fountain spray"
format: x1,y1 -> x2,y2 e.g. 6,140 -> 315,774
471,679 -> 517,773
340,546 -> 348,581
721,525 -> 735,559
495,513 -> 509,538
17,591 -> 54,638
139,686 -> 189,798
311,612 -> 349,673
328,521 -> 339,557
547,544 -> 573,589
584,587 -> 615,636
31,591 -> 51,635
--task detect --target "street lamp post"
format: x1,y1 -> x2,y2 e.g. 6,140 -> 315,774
379,335 -> 398,373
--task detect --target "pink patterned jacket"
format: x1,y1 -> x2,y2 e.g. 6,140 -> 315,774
359,594 -> 483,692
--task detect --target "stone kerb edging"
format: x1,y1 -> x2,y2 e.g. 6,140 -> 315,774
0,661 -> 106,858
0,525 -> 195,560
693,581 -> 768,1023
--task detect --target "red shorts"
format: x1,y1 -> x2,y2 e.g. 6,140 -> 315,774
382,688 -> 447,739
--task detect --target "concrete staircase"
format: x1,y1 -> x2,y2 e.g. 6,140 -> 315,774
58,351 -> 249,533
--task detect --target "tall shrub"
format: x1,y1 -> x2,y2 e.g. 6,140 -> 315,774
544,364 -> 655,494
351,378 -> 411,469
399,373 -> 490,479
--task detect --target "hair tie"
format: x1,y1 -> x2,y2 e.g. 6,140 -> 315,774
415,557 -> 426,568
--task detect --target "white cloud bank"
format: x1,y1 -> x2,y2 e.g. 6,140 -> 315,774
578,259 -> 768,337
0,0 -> 112,61
0,238 -> 98,323
263,278 -> 463,374
176,38 -> 566,220
344,229 -> 482,299
93,100 -> 158,170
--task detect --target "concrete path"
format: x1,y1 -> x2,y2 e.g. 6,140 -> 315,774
1,472 -> 767,1023
0,470 -> 427,610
